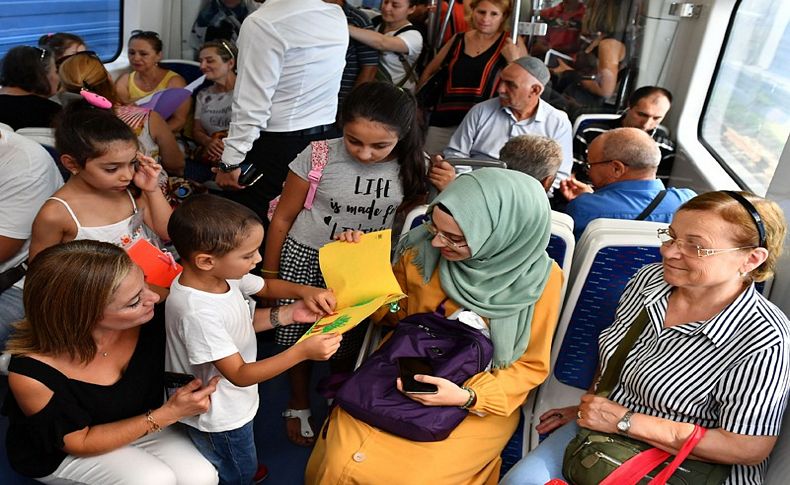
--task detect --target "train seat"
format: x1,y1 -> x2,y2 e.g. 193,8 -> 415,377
159,59 -> 203,84
765,403 -> 790,484
499,211 -> 575,476
527,218 -> 667,450
15,127 -> 55,147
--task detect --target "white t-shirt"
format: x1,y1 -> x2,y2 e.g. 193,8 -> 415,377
380,26 -> 423,91
0,129 -> 63,288
165,273 -> 265,432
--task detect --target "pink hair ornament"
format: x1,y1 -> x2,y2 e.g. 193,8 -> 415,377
80,88 -> 112,109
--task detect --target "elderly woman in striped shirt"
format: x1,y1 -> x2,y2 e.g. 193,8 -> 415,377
502,190 -> 790,485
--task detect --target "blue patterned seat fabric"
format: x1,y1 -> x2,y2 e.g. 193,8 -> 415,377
554,245 -> 662,390
546,234 -> 567,269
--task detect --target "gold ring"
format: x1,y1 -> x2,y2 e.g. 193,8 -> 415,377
577,410 -> 583,420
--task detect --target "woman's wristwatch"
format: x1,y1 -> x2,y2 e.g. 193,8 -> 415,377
617,410 -> 634,435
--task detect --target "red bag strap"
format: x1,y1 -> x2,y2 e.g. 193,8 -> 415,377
600,447 -> 671,485
648,425 -> 707,484
599,425 -> 707,485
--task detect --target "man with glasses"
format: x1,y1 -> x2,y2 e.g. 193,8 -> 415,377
560,127 -> 695,239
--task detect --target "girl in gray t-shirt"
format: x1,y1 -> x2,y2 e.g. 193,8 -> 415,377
262,82 -> 428,446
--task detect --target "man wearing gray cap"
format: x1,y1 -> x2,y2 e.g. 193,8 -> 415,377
430,56 -> 573,195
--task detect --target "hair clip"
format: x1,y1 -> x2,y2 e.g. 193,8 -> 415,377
220,40 -> 235,59
80,88 -> 112,109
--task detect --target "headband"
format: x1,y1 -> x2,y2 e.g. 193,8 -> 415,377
219,40 -> 235,60
724,191 -> 766,249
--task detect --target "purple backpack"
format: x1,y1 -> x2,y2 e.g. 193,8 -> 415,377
334,304 -> 494,442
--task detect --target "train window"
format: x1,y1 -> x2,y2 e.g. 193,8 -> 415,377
0,1 -> 122,62
700,0 -> 790,195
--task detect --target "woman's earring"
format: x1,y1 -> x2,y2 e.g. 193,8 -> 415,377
738,270 -> 748,278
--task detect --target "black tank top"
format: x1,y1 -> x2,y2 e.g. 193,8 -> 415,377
431,32 -> 508,127
2,318 -> 165,478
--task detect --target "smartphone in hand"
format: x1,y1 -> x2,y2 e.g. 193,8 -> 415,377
398,357 -> 438,394
238,162 -> 263,186
164,371 -> 196,399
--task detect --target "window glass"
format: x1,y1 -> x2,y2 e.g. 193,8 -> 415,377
701,0 -> 790,195
0,1 -> 122,62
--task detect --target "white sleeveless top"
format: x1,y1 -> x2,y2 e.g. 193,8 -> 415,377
48,190 -> 149,249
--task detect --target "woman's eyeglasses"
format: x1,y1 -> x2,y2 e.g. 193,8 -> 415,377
657,228 -> 755,258
55,50 -> 100,68
423,220 -> 468,251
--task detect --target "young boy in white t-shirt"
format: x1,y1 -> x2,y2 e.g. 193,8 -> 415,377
165,194 -> 342,484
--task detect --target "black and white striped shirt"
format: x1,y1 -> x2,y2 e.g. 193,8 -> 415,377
598,263 -> 790,485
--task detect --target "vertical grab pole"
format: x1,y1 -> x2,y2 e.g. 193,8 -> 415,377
511,0 -> 522,44
438,0 -> 457,48
527,0 -> 544,51
426,0 -> 438,53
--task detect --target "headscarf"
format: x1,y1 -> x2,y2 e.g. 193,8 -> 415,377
396,169 -> 553,367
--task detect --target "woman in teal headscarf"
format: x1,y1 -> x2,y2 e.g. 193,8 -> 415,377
306,168 -> 564,485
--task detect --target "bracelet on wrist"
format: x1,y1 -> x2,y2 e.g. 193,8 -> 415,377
271,306 -> 282,328
460,386 -> 476,410
261,269 -> 279,276
145,410 -> 162,434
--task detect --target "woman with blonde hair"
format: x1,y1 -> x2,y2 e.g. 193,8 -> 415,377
58,52 -> 185,176
4,240 -> 220,484
503,191 -> 790,485
417,0 -> 526,154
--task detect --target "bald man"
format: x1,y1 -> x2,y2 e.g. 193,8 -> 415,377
561,127 -> 695,239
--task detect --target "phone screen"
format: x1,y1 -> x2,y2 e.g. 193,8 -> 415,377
398,357 -> 438,394
163,371 -> 195,399
238,162 -> 262,186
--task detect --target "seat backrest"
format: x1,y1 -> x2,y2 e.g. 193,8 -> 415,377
548,210 -> 575,303
527,218 -> 667,449
400,204 -> 429,240
159,59 -> 203,84
557,219 -> 666,390
571,113 -> 621,141
445,157 -> 507,174
765,403 -> 790,484
15,127 -> 56,147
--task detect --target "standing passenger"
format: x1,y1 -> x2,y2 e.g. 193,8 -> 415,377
324,0 -> 380,109
215,0 -> 348,237
263,82 -> 428,446
347,0 -> 425,91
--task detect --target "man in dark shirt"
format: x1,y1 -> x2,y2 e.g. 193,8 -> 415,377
574,86 -> 676,179
325,0 -> 380,108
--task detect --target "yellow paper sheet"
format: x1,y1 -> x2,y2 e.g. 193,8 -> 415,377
297,230 -> 405,342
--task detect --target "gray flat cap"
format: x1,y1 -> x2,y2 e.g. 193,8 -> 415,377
512,56 -> 550,86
